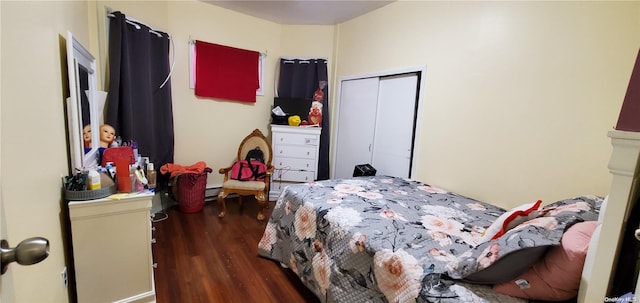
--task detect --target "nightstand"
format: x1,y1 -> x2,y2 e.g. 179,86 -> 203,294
68,191 -> 156,303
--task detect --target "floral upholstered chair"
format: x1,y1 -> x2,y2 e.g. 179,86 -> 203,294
217,129 -> 274,220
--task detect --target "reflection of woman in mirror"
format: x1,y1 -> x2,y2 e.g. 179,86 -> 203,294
83,124 -> 92,153
100,124 -> 115,148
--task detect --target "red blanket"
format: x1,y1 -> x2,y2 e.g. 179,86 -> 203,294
160,161 -> 208,178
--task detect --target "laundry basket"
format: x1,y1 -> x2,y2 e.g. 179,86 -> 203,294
176,171 -> 209,213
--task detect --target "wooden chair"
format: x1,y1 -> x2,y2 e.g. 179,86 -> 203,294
217,129 -> 274,220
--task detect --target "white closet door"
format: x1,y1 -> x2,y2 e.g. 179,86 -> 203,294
334,77 -> 380,179
371,74 -> 418,178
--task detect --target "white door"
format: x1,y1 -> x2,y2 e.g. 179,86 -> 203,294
371,74 -> 418,178
334,77 -> 380,179
0,187 -> 13,303
0,122 -> 15,302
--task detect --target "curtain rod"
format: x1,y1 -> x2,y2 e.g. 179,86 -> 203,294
106,11 -> 168,39
188,39 -> 266,57
106,9 -> 174,89
281,57 -> 328,61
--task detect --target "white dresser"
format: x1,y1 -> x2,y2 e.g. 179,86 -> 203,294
270,125 -> 322,201
68,191 -> 156,303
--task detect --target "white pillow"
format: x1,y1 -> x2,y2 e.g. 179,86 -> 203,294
480,200 -> 542,243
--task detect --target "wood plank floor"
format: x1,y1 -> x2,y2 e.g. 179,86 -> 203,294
152,196 -> 320,303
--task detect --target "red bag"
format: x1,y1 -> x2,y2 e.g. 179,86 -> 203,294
101,146 -> 135,167
230,160 -> 266,181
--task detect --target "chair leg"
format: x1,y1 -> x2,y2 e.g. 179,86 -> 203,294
217,191 -> 228,218
263,189 -> 269,210
256,192 -> 266,221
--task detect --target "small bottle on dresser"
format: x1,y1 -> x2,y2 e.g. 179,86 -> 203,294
147,163 -> 156,189
87,169 -> 101,190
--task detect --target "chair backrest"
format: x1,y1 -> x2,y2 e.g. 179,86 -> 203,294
237,129 -> 272,167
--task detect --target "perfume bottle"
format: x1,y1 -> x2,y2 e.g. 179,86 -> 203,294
147,163 -> 157,189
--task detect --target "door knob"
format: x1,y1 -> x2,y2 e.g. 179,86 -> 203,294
0,237 -> 49,274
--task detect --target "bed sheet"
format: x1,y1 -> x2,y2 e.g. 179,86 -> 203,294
258,176 -> 600,303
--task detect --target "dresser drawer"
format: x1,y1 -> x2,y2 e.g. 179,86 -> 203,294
274,132 -> 319,146
273,157 -> 315,170
272,169 -> 315,182
274,145 -> 316,159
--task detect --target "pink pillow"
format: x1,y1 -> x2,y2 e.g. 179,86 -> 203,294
492,221 -> 598,301
480,200 -> 542,242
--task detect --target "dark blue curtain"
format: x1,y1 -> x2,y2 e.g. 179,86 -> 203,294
278,59 -> 330,180
106,11 -> 174,188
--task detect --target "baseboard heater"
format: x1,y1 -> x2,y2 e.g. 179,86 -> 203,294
205,186 -> 222,201
205,185 -> 249,201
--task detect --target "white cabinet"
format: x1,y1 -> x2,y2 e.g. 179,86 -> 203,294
69,192 -> 156,303
270,125 -> 321,200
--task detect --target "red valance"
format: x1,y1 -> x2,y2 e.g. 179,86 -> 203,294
195,40 -> 259,103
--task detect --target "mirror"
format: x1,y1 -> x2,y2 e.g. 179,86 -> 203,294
66,31 -> 99,173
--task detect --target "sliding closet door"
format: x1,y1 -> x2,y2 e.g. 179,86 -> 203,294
371,74 -> 418,178
334,77 -> 380,179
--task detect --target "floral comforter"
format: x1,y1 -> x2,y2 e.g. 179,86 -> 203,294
258,176 -> 601,303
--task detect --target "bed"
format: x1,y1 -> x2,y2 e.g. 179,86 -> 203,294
258,175 -> 602,303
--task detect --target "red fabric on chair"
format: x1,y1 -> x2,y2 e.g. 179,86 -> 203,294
194,40 -> 259,103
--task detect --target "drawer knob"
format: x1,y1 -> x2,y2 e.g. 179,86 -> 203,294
279,162 -> 283,166
151,238 -> 156,244
153,263 -> 158,269
306,164 -> 309,167
307,152 -> 310,155
280,150 -> 283,154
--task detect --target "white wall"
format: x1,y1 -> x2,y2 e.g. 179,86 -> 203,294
280,25 -> 336,59
164,1 -> 280,183
0,0 -> 335,297
335,1 -> 640,208
95,1 -> 336,188
0,2 -> 336,300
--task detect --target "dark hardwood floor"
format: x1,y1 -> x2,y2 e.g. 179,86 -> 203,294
152,196 -> 320,303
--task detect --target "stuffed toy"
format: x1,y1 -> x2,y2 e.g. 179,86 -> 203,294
288,115 -> 301,126
308,101 -> 323,126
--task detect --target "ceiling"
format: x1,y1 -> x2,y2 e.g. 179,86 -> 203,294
199,0 -> 395,25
